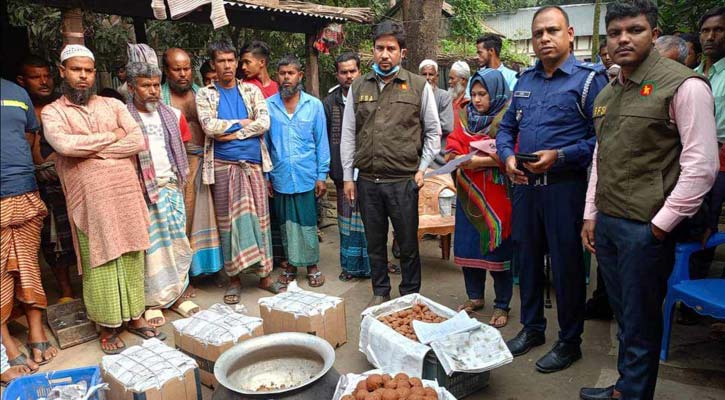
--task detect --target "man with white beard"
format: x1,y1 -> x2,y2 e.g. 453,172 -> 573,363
448,60 -> 471,132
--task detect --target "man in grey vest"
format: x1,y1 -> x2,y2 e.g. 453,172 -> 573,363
580,1 -> 718,399
341,21 -> 441,307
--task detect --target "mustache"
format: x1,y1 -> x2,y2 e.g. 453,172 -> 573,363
615,46 -> 635,53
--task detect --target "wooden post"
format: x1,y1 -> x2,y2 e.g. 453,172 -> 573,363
133,17 -> 147,44
61,8 -> 84,46
305,33 -> 320,98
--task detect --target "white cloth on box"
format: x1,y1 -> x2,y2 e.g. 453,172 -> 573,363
0,342 -> 9,374
331,369 -> 456,400
430,326 -> 513,375
172,303 -> 262,346
258,281 -> 342,318
101,338 -> 197,392
412,310 -> 480,345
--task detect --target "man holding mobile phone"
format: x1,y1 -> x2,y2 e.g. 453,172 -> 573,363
495,6 -> 608,373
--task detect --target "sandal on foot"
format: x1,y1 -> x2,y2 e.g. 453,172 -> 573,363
307,271 -> 325,287
387,263 -> 401,274
144,309 -> 166,328
224,284 -> 242,305
99,333 -> 126,355
171,300 -> 200,318
490,308 -> 509,328
127,326 -> 167,341
8,353 -> 38,372
338,272 -> 355,282
259,281 -> 287,294
277,267 -> 298,285
26,341 -> 56,365
458,299 -> 485,314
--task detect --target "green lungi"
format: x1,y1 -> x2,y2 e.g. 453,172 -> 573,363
77,228 -> 145,328
273,190 -> 319,267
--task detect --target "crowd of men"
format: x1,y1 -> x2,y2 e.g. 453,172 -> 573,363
1,1 -> 723,399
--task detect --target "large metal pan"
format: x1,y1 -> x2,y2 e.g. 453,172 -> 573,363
214,332 -> 335,396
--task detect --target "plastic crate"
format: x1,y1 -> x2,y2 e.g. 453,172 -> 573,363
422,351 -> 490,399
2,366 -> 103,400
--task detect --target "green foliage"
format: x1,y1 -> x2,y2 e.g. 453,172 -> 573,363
500,38 -> 531,65
658,0 -> 721,34
448,0 -> 491,39
440,38 -> 530,66
7,1 -> 62,65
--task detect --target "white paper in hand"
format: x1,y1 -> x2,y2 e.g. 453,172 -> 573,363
424,152 -> 474,178
412,310 -> 480,344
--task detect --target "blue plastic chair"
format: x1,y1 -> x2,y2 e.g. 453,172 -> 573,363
660,232 -> 725,360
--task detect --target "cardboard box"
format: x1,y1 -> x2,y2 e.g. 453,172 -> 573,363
102,365 -> 202,400
174,324 -> 264,388
260,299 -> 347,348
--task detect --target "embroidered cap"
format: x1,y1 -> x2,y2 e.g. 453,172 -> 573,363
451,61 -> 471,79
60,45 -> 95,63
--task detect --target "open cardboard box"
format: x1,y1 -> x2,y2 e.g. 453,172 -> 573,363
260,298 -> 347,348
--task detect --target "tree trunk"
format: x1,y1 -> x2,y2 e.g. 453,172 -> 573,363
591,0 -> 602,61
401,0 -> 442,71
304,33 -> 320,98
61,8 -> 84,46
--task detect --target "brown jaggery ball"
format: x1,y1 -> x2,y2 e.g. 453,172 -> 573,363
365,392 -> 383,400
396,380 -> 411,390
407,395 -> 425,400
409,387 -> 426,396
381,388 -> 399,400
394,373 -> 409,381
366,374 -> 384,391
396,387 -> 411,399
355,389 -> 369,400
408,377 -> 423,387
423,387 -> 438,399
382,374 -> 393,383
341,396 -> 355,400
383,379 -> 398,389
356,380 -> 368,392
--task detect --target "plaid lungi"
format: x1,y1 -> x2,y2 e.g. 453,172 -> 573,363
188,155 -> 224,276
77,227 -> 145,328
335,182 -> 370,277
144,182 -> 192,308
273,190 -> 320,268
0,192 -> 48,323
212,161 -> 272,277
38,176 -> 76,268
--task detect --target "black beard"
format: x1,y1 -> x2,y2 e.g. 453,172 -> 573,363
62,81 -> 94,106
280,83 -> 303,99
167,78 -> 192,93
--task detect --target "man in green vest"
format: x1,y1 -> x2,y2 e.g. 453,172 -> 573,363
340,20 -> 442,307
579,1 -> 718,399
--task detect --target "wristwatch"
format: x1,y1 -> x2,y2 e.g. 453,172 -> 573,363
557,149 -> 565,164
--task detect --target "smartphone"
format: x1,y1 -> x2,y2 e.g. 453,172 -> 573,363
515,153 -> 540,163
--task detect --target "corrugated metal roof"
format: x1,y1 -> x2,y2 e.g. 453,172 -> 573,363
225,1 -> 347,22
483,3 -> 607,40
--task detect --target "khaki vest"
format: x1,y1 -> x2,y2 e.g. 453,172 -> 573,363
594,51 -> 704,222
352,68 -> 427,181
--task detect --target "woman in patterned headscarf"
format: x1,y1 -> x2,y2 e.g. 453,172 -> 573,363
446,68 -> 513,328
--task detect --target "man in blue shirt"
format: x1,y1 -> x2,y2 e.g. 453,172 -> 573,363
1,78 -> 57,370
196,40 -> 282,303
495,6 -> 608,374
266,55 -> 330,288
476,34 -> 519,90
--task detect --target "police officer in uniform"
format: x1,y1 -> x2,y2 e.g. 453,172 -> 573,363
495,5 -> 608,373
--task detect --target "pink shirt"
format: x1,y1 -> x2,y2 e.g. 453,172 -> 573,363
584,77 -> 719,232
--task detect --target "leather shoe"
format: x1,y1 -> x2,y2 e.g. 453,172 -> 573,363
366,295 -> 391,308
536,341 -> 582,373
580,386 -> 618,399
505,329 -> 545,356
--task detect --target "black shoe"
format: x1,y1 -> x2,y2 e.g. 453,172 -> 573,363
580,386 -> 617,399
366,295 -> 391,308
506,329 -> 545,356
584,298 -> 613,321
535,341 -> 582,373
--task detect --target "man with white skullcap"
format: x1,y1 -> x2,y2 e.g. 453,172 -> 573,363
448,60 -> 470,131
42,44 -> 166,354
418,59 -> 453,167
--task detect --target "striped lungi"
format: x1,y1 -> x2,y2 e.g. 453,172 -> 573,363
144,181 -> 192,308
77,228 -> 145,328
37,171 -> 76,268
0,192 -> 48,323
273,190 -> 320,268
335,182 -> 370,277
212,161 -> 272,278
188,155 -> 223,277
